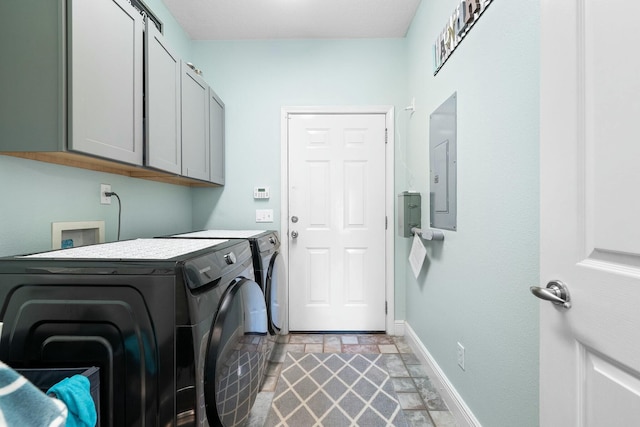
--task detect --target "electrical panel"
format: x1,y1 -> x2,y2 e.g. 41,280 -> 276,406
429,93 -> 457,231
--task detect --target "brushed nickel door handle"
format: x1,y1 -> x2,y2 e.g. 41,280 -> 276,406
530,280 -> 571,309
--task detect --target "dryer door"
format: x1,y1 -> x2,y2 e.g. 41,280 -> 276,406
265,251 -> 287,335
204,277 -> 268,427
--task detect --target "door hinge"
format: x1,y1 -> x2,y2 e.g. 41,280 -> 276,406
385,128 -> 388,144
385,216 -> 388,230
385,301 -> 388,315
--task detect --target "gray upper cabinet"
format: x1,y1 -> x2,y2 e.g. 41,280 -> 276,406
0,0 -> 143,165
1,1 -> 70,152
0,1 -> 64,151
69,0 -> 143,165
145,20 -> 181,174
209,88 -> 225,185
181,62 -> 210,182
0,0 -> 225,187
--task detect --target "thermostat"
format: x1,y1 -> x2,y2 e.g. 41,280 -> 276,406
254,186 -> 270,199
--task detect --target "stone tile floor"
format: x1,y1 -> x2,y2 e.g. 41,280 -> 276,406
247,334 -> 458,427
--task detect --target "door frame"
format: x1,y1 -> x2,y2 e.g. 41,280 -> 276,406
280,106 -> 396,334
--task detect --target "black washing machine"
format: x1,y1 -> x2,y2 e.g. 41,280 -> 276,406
168,230 -> 287,336
0,238 -> 269,426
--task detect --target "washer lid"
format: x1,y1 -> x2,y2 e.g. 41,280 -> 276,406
22,238 -> 229,260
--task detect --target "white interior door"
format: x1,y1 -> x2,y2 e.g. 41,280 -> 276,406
539,0 -> 640,425
287,113 -> 386,331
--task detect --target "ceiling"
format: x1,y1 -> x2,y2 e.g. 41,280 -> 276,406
161,0 -> 422,40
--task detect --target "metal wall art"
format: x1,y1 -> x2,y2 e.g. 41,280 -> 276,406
433,0 -> 494,75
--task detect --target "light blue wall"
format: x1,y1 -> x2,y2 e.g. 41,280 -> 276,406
404,1 -> 540,426
0,157 -> 193,256
190,38 -> 407,228
0,0 -> 194,257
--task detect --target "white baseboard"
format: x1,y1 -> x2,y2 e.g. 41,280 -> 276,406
403,322 -> 482,427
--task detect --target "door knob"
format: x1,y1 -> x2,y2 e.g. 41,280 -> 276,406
291,231 -> 298,239
530,280 -> 571,309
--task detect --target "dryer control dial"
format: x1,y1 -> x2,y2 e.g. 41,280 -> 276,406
224,252 -> 236,265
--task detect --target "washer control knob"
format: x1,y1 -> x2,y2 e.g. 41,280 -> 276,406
224,252 -> 236,265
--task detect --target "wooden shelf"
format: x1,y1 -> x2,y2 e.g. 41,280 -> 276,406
2,152 -> 220,188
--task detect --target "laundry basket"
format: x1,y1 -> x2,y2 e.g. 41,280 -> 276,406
16,366 -> 100,426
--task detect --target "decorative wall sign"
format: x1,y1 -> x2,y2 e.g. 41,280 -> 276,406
433,0 -> 494,75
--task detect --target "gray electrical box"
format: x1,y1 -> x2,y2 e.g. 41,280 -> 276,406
398,192 -> 421,237
429,93 -> 457,231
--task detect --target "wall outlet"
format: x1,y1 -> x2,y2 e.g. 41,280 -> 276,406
100,184 -> 112,205
457,342 -> 465,371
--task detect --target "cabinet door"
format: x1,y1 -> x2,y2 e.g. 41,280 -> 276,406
69,0 -> 143,165
0,1 -> 65,152
181,63 -> 210,181
145,20 -> 181,174
209,88 -> 225,185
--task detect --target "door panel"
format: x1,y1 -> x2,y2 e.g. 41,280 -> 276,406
145,20 -> 181,174
344,248 -> 366,302
540,0 -> 640,424
308,161 -> 330,226
70,0 -> 143,164
288,114 -> 386,331
181,63 -> 210,181
209,89 -> 225,185
582,348 -> 640,426
308,248 -> 330,303
345,162 -> 367,226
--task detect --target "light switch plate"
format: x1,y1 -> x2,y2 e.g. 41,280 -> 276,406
256,209 -> 274,223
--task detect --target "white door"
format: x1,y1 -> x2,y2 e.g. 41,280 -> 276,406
539,0 -> 640,425
288,113 -> 386,331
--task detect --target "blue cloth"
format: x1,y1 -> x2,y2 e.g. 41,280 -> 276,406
0,361 -> 67,426
47,375 -> 96,427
